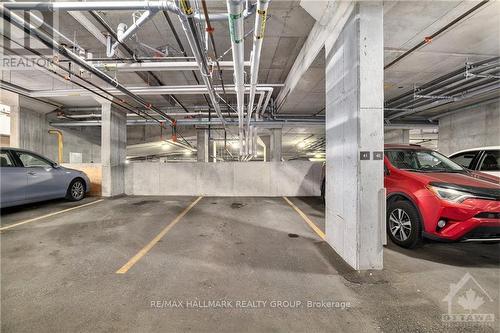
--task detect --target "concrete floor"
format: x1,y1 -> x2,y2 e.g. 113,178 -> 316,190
1,196 -> 499,332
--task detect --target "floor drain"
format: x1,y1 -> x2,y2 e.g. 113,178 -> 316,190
288,233 -> 299,238
231,203 -> 246,209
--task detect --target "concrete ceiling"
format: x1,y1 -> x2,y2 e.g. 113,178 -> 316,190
1,0 -> 498,159
2,1 -> 497,115
278,0 -> 500,116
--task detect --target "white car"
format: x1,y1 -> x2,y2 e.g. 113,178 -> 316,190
449,146 -> 500,178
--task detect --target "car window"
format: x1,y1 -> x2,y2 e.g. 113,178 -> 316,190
479,150 -> 500,171
16,151 -> 52,168
0,151 -> 14,167
449,151 -> 478,169
385,149 -> 463,172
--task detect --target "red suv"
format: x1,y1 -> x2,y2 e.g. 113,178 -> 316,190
384,145 -> 500,248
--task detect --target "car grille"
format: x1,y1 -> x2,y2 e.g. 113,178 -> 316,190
462,226 -> 500,240
474,212 -> 500,219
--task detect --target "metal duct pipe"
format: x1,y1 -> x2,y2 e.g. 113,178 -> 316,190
0,6 -> 174,124
94,61 -> 250,72
3,1 -> 256,22
175,0 -> 225,125
247,0 -> 269,123
30,85 -> 272,97
388,82 -> 500,120
107,10 -> 158,57
48,130 -> 64,163
227,0 -> 246,156
50,118 -> 327,127
4,1 -> 179,11
385,57 -> 499,108
193,2 -> 256,21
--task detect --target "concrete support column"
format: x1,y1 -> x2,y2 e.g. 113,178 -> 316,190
325,1 -> 384,270
270,128 -> 282,162
259,135 -> 271,162
196,129 -> 209,162
2,91 -> 20,148
100,101 -> 126,197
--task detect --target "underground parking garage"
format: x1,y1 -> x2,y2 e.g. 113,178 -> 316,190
0,0 -> 499,331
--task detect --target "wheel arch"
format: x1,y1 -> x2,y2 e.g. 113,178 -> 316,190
68,176 -> 87,192
387,192 -> 426,231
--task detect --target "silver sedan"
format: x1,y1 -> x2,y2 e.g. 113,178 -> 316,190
0,148 -> 90,208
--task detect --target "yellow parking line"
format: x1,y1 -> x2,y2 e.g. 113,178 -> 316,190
116,196 -> 203,274
283,197 -> 325,240
0,199 -> 105,232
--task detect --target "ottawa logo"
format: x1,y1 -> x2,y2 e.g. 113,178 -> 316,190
442,272 -> 495,324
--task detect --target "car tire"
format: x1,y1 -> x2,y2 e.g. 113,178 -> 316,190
66,178 -> 86,201
387,200 -> 423,249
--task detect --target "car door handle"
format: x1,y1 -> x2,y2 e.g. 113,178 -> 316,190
27,171 -> 36,176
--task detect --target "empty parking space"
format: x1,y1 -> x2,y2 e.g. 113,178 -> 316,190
2,196 -> 498,332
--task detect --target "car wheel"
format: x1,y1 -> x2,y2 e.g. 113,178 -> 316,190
66,179 -> 86,201
387,200 -> 422,248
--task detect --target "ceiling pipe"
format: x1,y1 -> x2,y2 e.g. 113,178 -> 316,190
175,0 -> 226,125
50,118 -> 327,127
3,1 -> 255,23
87,11 -> 189,113
107,10 -> 158,57
247,0 -> 269,121
385,57 -> 499,109
227,0 -> 246,156
387,83 -> 500,120
246,0 -> 269,158
4,0 -> 85,52
4,1 -> 179,11
30,85 -> 272,97
94,61 -> 250,72
384,0 -> 490,70
0,6 -> 175,125
50,119 -> 439,129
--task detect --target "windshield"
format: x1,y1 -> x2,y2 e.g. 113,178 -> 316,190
385,149 -> 465,172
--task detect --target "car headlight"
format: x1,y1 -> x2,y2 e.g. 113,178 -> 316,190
427,185 -> 473,203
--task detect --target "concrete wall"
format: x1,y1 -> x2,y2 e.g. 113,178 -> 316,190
125,161 -> 322,196
62,163 -> 102,196
384,129 -> 409,144
438,101 -> 500,155
10,105 -> 100,163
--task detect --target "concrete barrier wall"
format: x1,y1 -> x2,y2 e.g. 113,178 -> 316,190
62,163 -> 102,196
125,161 -> 323,196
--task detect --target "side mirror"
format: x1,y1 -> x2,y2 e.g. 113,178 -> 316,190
52,162 -> 60,168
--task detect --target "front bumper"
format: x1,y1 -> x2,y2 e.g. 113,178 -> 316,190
418,195 -> 500,241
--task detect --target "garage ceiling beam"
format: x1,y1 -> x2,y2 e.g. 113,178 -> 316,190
94,61 -> 251,72
49,118 -> 437,129
30,85 -> 276,97
275,1 -> 354,111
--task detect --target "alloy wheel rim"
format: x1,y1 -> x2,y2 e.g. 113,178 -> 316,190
389,208 -> 412,241
72,182 -> 84,199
